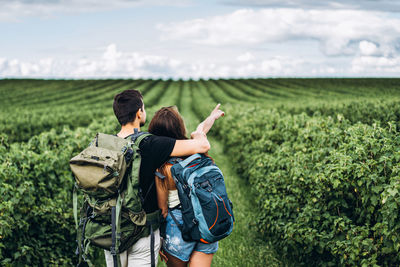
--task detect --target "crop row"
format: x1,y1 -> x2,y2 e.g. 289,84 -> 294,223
277,98 -> 400,129
2,79 -> 400,111
215,103 -> 400,266
0,80 -> 169,143
2,79 -> 400,144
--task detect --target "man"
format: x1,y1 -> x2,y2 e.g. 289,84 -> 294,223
104,89 -> 224,266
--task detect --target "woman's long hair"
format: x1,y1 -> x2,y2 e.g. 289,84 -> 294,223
148,106 -> 188,140
149,106 -> 214,190
149,106 -> 188,190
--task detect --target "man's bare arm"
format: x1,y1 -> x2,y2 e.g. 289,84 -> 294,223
170,134 -> 210,156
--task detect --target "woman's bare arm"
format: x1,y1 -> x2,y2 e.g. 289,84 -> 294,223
171,136 -> 210,156
193,103 -> 225,136
170,104 -> 224,157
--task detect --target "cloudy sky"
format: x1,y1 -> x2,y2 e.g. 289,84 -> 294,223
0,0 -> 399,79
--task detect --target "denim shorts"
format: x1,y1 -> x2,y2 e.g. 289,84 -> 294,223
162,208 -> 218,262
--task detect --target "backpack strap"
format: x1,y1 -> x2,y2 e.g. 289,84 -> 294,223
73,183 -> 82,266
125,129 -> 156,266
80,205 -> 95,267
73,183 -> 79,229
155,171 -> 166,180
134,133 -> 152,147
168,208 -> 184,232
111,206 -> 118,267
126,128 -> 151,145
145,210 -> 161,267
178,153 -> 202,168
122,129 -> 152,150
110,193 -> 123,267
150,225 -> 155,267
73,186 -> 96,267
168,157 -> 183,165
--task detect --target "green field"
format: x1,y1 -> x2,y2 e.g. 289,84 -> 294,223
1,78 -> 400,266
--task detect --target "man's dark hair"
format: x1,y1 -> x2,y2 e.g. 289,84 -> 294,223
113,89 -> 143,126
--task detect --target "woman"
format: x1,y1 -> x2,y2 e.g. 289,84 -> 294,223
148,105 -> 224,267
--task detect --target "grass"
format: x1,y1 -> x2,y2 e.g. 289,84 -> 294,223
207,138 -> 282,267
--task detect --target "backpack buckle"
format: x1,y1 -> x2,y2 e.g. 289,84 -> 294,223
200,180 -> 213,192
192,218 -> 198,225
124,148 -> 133,162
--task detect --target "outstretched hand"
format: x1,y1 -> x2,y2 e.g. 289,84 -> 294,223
210,103 -> 225,121
192,103 -> 225,138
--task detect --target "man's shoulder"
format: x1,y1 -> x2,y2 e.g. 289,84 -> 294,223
140,134 -> 174,146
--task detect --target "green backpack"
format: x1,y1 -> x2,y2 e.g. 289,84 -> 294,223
69,130 -> 159,267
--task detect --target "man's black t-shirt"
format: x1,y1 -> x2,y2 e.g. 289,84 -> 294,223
137,134 -> 176,213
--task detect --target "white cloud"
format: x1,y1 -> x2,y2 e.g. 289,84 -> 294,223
1,42 -> 399,79
103,44 -> 121,61
351,55 -> 400,74
0,44 -> 184,78
0,44 -> 324,78
359,41 -> 380,56
157,8 -> 400,58
237,52 -> 255,62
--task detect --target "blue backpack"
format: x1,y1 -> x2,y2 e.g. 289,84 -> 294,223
168,153 -> 234,243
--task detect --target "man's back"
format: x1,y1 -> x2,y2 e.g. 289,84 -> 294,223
129,134 -> 176,213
